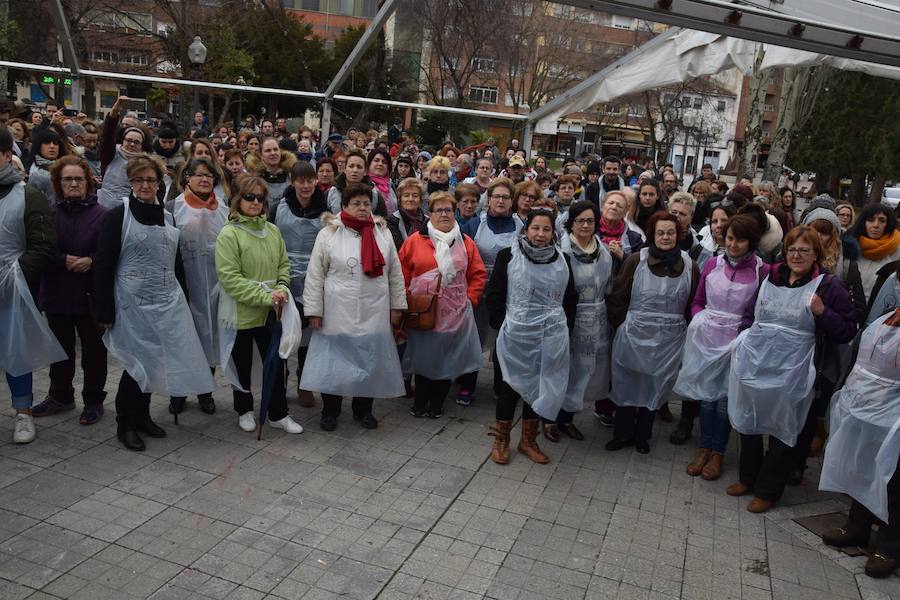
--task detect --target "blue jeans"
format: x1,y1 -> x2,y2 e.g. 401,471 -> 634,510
6,372 -> 33,410
699,398 -> 730,453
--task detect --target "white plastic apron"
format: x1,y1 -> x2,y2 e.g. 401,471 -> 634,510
0,183 -> 66,376
103,198 -> 215,396
673,255 -> 762,402
561,235 -> 613,412
610,249 -> 692,410
727,273 -> 824,446
402,238 -> 482,380
173,194 -> 227,367
473,214 -> 517,347
866,272 -> 900,328
275,202 -> 324,347
496,241 -> 571,420
299,224 -> 405,398
819,313 -> 900,522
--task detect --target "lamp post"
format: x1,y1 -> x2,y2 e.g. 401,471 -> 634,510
236,76 -> 246,130
187,35 -> 207,133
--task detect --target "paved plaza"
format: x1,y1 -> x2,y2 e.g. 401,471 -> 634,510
1,356 -> 899,600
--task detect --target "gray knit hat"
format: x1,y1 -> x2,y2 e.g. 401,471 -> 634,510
807,193 -> 837,213
803,207 -> 841,232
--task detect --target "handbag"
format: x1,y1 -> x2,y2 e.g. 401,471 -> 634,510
403,274 -> 442,331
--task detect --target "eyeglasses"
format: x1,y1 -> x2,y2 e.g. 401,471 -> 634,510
490,194 -> 511,201
241,193 -> 265,203
520,194 -> 538,201
61,176 -> 86,185
130,177 -> 158,186
122,138 -> 143,146
190,172 -> 215,180
573,218 -> 595,226
786,247 -> 814,256
432,208 -> 454,215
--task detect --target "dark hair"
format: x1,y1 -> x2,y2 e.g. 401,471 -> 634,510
45,99 -> 60,109
524,207 -> 556,231
32,127 -> 67,160
725,214 -> 763,251
317,157 -> 337,174
564,200 -> 599,233
638,177 -> 662,198
341,182 -> 373,208
724,191 -> 749,211
223,148 -> 243,163
366,148 -> 392,173
290,160 -> 316,181
708,201 -> 736,223
182,157 -> 219,186
603,155 -> 621,165
852,203 -> 897,239
738,203 -> 770,234
260,118 -> 274,128
0,127 -> 12,153
646,210 -> 681,241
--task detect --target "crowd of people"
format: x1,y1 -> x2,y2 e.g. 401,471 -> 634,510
2,97 -> 900,578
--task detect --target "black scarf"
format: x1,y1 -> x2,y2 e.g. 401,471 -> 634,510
153,140 -> 180,158
636,204 -> 656,233
427,180 -> 449,195
284,186 -> 326,219
649,243 -> 681,267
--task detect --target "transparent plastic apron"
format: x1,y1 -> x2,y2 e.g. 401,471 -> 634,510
173,195 -> 227,367
727,274 -> 824,446
0,183 -> 66,376
402,238 -> 482,380
496,241 -> 571,420
866,272 -> 900,328
561,235 -> 613,411
103,198 -> 215,396
275,202 -> 323,347
473,214 -> 516,347
820,313 -> 900,522
611,249 -> 692,410
674,255 -> 762,402
299,225 -> 405,398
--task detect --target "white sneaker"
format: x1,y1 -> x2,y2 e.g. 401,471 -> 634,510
13,413 -> 36,444
238,412 -> 257,432
269,415 -> 303,434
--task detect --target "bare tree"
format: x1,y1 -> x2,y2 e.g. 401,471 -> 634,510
739,46 -> 767,180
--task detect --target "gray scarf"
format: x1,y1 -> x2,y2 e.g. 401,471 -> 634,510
518,234 -> 557,264
0,161 -> 23,186
33,154 -> 53,170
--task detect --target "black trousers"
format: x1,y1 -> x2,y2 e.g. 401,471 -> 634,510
115,371 -> 151,431
413,375 -> 452,413
231,326 -> 287,421
613,406 -> 655,443
792,376 -> 834,471
458,370 -> 478,394
46,312 -> 107,404
846,456 -> 900,558
738,434 -> 794,501
493,349 -> 537,421
321,394 -> 373,418
660,399 -> 699,420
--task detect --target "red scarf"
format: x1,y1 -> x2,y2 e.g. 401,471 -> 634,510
340,211 -> 385,278
598,216 -> 626,245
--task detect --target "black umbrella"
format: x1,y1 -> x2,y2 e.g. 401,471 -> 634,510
256,317 -> 284,441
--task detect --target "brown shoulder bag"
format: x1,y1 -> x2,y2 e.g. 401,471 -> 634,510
403,274 -> 442,331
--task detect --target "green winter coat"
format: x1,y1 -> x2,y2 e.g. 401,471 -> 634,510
215,213 -> 291,330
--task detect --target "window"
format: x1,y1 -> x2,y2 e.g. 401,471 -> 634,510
612,14 -> 635,30
471,57 -> 498,73
717,100 -> 726,112
604,103 -> 621,115
300,0 -> 320,8
628,104 -> 646,117
100,91 -> 118,108
469,85 -> 498,104
90,50 -> 117,63
360,0 -> 377,17
121,53 -> 149,66
692,97 -> 702,109
121,12 -> 153,32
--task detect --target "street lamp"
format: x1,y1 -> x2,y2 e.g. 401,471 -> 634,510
187,35 -> 207,132
236,76 -> 246,130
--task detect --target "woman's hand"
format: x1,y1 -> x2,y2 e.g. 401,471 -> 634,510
607,239 -> 624,260
390,310 -> 403,328
809,293 -> 825,316
66,255 -> 92,272
271,291 -> 287,306
308,317 -> 322,329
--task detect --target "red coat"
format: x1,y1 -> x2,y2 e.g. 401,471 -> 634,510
398,231 -> 487,307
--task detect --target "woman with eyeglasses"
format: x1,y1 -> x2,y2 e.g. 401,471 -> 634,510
486,207 -> 577,464
454,183 -> 481,238
301,182 -> 407,432
93,154 -> 215,451
98,96 -> 149,209
214,176 -> 303,436
512,180 -> 541,233
399,191 -> 486,418
727,225 -> 857,513
457,177 -> 517,406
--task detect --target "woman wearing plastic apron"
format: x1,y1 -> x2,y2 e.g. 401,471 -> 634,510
727,225 -> 857,513
168,157 -> 226,419
867,261 -> 900,327
606,211 -> 699,454
399,191 -> 486,418
93,155 -> 215,452
674,214 -> 768,481
270,161 -> 326,407
456,177 -> 517,406
820,308 -> 900,579
543,201 -> 612,443
485,208 -> 577,465
301,182 -> 407,432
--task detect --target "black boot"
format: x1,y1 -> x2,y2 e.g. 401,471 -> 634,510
118,429 -> 145,451
137,418 -> 166,438
198,393 -> 216,414
669,417 -> 693,445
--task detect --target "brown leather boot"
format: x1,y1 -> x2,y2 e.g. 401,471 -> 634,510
518,419 -> 550,464
686,448 -> 711,476
701,452 -> 724,481
488,420 -> 513,464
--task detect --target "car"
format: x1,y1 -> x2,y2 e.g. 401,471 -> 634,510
883,186 -> 900,209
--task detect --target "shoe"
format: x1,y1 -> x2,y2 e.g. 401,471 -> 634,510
542,422 -> 560,443
410,407 -> 429,418
787,466 -> 805,486
297,389 -> 316,408
658,404 -> 674,422
701,452 -> 724,481
455,390 -> 472,406
488,420 -> 513,464
726,481 -> 752,497
865,553 -> 899,578
239,412 -> 257,432
270,415 -> 303,434
592,400 -> 605,419
13,413 -> 36,444
354,413 -> 378,429
198,395 -> 216,414
557,423 -> 584,441
605,438 -> 634,451
821,527 -> 870,549
518,419 -> 550,464
31,396 -> 75,418
428,408 -> 444,419
669,418 -> 693,445
79,405 -> 104,425
597,414 -> 615,428
117,429 -> 145,451
320,415 -> 337,431
746,497 -> 774,513
169,397 -> 186,415
635,441 -> 650,454
137,418 -> 166,438
687,448 -> 712,476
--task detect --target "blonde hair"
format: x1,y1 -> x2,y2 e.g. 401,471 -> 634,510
428,191 -> 456,212
228,176 -> 268,218
396,177 -> 423,200
427,156 -> 451,171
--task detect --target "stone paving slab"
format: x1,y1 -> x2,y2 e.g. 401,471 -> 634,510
1,358 -> 899,599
